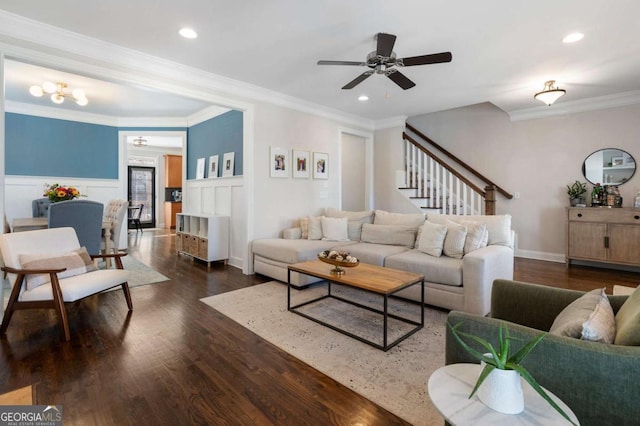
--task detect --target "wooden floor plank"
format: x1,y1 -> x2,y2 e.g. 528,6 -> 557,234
0,229 -> 637,425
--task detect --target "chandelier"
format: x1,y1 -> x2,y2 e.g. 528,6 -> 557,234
133,137 -> 148,147
534,80 -> 566,106
29,81 -> 88,106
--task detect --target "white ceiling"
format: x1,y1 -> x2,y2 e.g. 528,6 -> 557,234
2,1 -> 640,122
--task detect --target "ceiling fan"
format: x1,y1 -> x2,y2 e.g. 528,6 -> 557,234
317,32 -> 452,90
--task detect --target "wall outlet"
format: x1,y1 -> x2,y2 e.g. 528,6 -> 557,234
514,192 -> 521,199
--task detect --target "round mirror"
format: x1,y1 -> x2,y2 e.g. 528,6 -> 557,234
582,148 -> 636,185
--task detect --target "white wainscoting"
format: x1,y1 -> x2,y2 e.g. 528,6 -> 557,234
184,176 -> 246,271
4,175 -> 125,246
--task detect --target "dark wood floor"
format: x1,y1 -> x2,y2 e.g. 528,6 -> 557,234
1,229 -> 638,425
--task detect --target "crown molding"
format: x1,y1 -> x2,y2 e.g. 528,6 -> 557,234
0,10 -> 374,131
508,90 -> 640,122
5,100 -> 118,126
187,105 -> 232,127
374,115 -> 408,130
115,117 -> 188,128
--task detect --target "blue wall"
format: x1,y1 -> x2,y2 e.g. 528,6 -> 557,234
187,110 -> 243,179
5,113 -> 119,178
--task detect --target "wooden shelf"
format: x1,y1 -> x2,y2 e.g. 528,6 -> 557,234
176,213 -> 229,267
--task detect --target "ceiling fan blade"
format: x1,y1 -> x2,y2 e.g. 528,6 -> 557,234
317,60 -> 366,66
376,33 -> 396,58
387,71 -> 416,90
400,52 -> 452,67
342,72 -> 373,90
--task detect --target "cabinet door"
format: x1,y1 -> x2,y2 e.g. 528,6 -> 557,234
608,225 -> 640,264
568,222 -> 607,260
165,155 -> 183,187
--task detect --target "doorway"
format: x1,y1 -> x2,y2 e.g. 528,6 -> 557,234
128,166 -> 156,229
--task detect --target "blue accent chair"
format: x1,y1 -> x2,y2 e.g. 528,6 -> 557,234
48,200 -> 104,256
32,198 -> 52,217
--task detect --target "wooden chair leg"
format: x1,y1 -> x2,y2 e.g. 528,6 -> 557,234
50,274 -> 70,341
121,283 -> 133,311
0,274 -> 26,335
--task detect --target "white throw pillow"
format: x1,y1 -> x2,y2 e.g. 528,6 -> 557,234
461,220 -> 487,254
443,220 -> 467,259
307,216 -> 323,240
417,221 -> 448,257
321,216 -> 349,241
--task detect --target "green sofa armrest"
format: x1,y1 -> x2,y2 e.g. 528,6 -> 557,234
490,279 -> 629,331
446,311 -> 640,426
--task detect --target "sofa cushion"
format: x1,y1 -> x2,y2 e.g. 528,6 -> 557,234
416,221 -> 447,257
385,249 -> 463,286
360,224 -> 416,248
374,210 -> 425,227
307,216 -> 323,240
427,214 -> 512,247
614,285 -> 640,345
321,216 -> 349,241
549,288 -> 606,339
325,208 -> 374,241
339,242 -> 409,267
443,220 -> 467,259
19,247 -> 97,291
252,238 -> 356,264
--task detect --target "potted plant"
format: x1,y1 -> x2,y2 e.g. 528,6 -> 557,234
591,182 -> 604,206
566,180 -> 587,206
448,322 -> 577,425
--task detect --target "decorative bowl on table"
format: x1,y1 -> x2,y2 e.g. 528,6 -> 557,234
317,250 -> 359,275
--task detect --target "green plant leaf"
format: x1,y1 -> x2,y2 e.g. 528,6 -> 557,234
508,331 -> 546,364
508,363 -> 578,426
469,363 -> 495,399
447,322 -> 500,367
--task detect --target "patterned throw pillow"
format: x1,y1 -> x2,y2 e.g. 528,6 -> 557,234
19,247 -> 97,291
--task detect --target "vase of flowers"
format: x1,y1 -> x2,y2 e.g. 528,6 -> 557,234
43,183 -> 83,203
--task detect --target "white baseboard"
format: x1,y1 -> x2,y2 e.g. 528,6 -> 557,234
515,249 -> 565,263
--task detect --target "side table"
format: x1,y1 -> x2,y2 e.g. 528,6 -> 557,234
428,364 -> 579,425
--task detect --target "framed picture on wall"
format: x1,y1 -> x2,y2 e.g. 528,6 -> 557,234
270,146 -> 289,178
313,152 -> 328,179
196,157 -> 206,180
208,155 -> 219,178
222,152 -> 235,177
292,150 -> 310,179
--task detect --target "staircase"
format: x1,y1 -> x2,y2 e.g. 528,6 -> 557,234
398,123 -> 512,215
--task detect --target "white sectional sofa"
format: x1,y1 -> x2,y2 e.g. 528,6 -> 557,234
252,208 -> 514,315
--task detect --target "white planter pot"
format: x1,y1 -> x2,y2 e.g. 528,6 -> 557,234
477,362 -> 524,414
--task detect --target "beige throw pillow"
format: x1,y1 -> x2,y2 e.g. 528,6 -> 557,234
20,247 -> 97,291
299,217 -> 309,239
374,210 -> 425,227
550,288 -> 611,340
307,216 -> 323,240
442,220 -> 467,259
581,292 -> 616,343
614,285 -> 640,345
320,216 -> 349,241
417,221 -> 448,257
325,208 -> 374,241
360,224 -> 416,248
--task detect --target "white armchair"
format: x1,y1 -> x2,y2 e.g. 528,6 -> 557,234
0,227 -> 133,341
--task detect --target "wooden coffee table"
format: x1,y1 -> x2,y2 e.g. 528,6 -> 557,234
287,260 -> 424,351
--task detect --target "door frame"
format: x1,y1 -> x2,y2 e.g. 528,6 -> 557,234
127,165 -> 156,228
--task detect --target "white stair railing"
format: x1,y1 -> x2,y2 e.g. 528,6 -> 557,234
402,139 -> 485,215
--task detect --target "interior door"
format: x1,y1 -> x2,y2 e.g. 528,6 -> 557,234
128,166 -> 156,229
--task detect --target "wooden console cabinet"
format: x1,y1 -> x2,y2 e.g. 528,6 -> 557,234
176,213 -> 229,268
567,207 -> 640,267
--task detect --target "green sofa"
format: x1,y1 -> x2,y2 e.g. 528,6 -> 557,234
445,279 -> 640,426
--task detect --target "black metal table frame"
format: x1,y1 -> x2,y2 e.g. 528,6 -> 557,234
287,267 -> 424,352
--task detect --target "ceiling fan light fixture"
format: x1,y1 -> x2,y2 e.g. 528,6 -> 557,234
358,95 -> 369,101
563,32 -> 584,43
534,80 -> 566,106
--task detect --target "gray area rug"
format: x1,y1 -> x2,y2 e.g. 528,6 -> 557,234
201,281 -> 447,425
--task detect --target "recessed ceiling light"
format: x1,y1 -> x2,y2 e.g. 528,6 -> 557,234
358,95 -> 369,101
563,32 -> 584,43
179,28 -> 198,39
